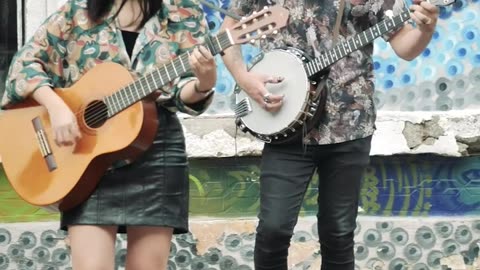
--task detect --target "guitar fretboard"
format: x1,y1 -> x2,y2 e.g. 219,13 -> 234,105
104,31 -> 232,117
304,10 -> 410,77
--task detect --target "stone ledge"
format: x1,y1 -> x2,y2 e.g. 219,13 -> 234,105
182,110 -> 480,158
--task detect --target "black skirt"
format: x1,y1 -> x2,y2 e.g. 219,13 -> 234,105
61,106 -> 189,234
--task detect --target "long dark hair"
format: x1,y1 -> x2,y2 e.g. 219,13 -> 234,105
87,0 -> 163,29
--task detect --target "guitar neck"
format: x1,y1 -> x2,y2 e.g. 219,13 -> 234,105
104,31 -> 232,117
305,10 -> 410,77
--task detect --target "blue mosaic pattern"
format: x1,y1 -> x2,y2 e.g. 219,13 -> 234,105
200,0 -> 480,114
187,155 -> 480,217
0,218 -> 479,269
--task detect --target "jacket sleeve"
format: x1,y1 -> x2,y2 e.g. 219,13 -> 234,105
160,0 -> 214,116
1,0 -> 73,109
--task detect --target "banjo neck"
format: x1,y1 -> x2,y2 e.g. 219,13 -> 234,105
304,0 -> 450,77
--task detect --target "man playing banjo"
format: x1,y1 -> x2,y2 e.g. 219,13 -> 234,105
221,0 -> 441,268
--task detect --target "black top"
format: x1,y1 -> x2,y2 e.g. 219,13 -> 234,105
121,30 -> 139,58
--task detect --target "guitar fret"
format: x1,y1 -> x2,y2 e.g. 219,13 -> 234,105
165,66 -> 172,82
120,87 -> 131,103
126,84 -> 135,100
314,59 -> 321,71
104,96 -> 112,116
179,55 -> 186,73
172,61 -> 179,77
116,91 -> 122,107
152,73 -> 159,90
123,87 -> 129,103
112,95 -> 120,114
139,79 -> 147,96
354,38 -> 359,49
176,60 -> 185,74
125,86 -> 133,103
214,36 -> 222,55
119,89 -> 128,107
113,92 -> 122,111
156,69 -> 164,85
321,56 -> 327,68
180,56 -> 187,71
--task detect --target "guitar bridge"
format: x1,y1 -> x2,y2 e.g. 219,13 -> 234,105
32,117 -> 57,172
234,98 -> 252,118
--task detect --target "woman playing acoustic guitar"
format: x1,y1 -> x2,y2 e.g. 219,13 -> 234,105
2,0 -> 216,268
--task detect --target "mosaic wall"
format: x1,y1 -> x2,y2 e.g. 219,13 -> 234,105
1,155 -> 480,222
2,0 -> 478,114
199,0 -> 480,114
1,155 -> 480,269
188,155 -> 480,217
0,218 -> 479,270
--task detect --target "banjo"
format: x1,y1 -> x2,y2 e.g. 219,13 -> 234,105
234,0 -> 455,144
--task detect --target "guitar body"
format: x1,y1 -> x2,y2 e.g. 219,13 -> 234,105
0,62 -> 158,211
0,5 -> 291,211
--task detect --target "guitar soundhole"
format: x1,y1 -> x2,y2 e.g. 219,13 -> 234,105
84,100 -> 108,129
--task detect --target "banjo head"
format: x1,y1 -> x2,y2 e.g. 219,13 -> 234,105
235,49 -> 311,139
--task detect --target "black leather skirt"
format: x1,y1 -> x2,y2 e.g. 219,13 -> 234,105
60,107 -> 189,234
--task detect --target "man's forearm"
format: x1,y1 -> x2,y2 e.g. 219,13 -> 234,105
389,24 -> 434,61
221,17 -> 249,79
222,45 -> 249,78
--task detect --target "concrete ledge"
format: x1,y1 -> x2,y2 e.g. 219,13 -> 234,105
183,110 -> 480,158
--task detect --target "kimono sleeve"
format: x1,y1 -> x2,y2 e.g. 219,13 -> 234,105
1,0 -> 73,109
162,0 -> 214,116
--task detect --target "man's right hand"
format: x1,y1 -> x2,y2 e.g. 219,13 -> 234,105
236,71 -> 285,112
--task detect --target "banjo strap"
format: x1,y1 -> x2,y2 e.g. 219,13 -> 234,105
305,0 -> 346,134
333,0 -> 346,46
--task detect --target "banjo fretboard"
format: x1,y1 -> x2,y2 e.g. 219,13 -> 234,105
304,9 -> 412,77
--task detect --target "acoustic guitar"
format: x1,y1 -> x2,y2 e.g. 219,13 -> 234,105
0,6 -> 289,211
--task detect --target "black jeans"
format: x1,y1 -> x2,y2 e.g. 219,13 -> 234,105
254,136 -> 372,270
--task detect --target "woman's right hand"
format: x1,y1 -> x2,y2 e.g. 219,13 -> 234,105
47,102 -> 81,146
32,86 -> 81,146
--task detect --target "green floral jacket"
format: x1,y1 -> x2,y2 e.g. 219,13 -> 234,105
2,0 -> 212,115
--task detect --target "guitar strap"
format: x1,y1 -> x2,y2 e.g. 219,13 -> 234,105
333,0 -> 346,46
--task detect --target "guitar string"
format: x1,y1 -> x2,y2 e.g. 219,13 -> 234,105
25,36 -> 232,144
305,11 -> 408,76
75,11 -> 280,125
82,36 -> 231,127
86,9 -> 406,130
27,5 -> 431,142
